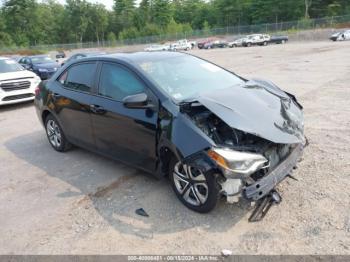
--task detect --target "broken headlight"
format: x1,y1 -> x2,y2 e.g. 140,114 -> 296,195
208,148 -> 269,177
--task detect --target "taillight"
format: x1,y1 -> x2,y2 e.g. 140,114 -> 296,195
35,86 -> 40,96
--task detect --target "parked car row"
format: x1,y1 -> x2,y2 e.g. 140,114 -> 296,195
2,27 -> 348,107
198,34 -> 289,49
144,39 -> 195,52
144,29 -> 350,53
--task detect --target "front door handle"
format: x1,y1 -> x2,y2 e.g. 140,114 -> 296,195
90,104 -> 106,114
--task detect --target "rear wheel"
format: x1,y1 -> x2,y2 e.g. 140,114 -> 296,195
169,159 -> 220,213
45,114 -> 71,152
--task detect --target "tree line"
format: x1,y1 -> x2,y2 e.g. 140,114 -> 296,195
0,0 -> 349,48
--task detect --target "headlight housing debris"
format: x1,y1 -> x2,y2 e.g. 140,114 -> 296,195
208,148 -> 269,176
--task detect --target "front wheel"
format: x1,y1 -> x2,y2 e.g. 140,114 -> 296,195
45,114 -> 71,152
170,159 -> 220,213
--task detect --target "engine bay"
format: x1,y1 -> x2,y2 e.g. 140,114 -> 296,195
184,104 -> 294,175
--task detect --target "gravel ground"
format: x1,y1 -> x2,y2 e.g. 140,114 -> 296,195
0,41 -> 349,255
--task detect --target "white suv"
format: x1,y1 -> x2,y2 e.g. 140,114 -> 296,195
243,34 -> 271,47
0,57 -> 41,106
170,39 -> 192,51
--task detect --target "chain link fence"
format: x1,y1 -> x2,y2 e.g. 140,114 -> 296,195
2,14 -> 350,53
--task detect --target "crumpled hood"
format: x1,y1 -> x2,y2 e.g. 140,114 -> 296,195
0,70 -> 38,81
195,79 -> 305,144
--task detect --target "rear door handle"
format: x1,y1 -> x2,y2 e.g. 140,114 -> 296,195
90,104 -> 106,114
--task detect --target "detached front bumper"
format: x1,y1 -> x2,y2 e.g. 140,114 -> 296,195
244,143 -> 304,201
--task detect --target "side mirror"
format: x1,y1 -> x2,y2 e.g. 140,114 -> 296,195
123,93 -> 153,109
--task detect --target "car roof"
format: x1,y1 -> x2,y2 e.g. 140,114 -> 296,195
27,55 -> 50,58
75,52 -> 106,56
82,51 -> 186,64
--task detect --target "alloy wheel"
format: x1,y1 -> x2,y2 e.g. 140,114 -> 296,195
46,119 -> 62,148
173,162 -> 209,206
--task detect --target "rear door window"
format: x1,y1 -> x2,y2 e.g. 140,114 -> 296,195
58,63 -> 96,93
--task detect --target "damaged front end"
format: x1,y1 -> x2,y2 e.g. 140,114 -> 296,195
179,80 -> 305,221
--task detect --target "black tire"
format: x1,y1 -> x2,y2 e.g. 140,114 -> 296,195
247,42 -> 251,47
45,114 -> 72,152
169,158 -> 220,213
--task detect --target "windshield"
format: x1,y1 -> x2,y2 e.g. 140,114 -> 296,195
0,59 -> 24,73
31,56 -> 54,64
138,55 -> 244,102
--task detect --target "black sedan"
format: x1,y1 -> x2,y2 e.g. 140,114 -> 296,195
34,52 -> 305,215
269,35 -> 289,44
19,55 -> 60,80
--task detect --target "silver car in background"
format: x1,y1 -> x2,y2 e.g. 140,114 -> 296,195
144,44 -> 170,52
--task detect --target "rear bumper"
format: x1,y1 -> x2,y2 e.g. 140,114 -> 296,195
244,143 -> 304,201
